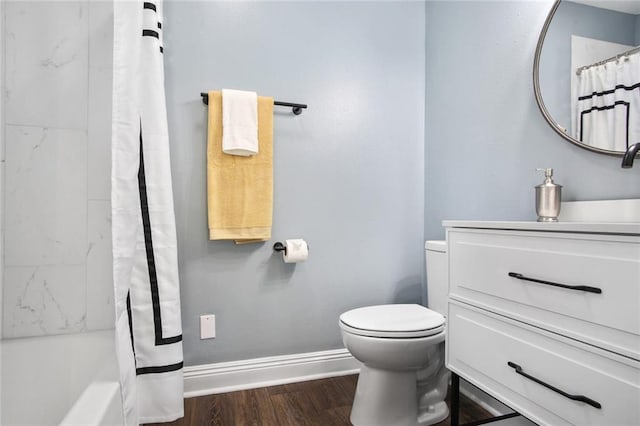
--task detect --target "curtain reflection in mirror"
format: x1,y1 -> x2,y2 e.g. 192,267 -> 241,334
573,48 -> 640,151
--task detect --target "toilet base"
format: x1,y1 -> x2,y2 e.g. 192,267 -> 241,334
350,366 -> 418,426
417,401 -> 449,426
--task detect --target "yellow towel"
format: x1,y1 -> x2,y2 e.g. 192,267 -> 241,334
207,90 -> 273,243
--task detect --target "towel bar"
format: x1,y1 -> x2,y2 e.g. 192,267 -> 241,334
200,92 -> 307,115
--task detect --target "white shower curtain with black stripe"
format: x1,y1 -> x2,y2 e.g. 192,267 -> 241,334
112,1 -> 183,424
573,50 -> 640,151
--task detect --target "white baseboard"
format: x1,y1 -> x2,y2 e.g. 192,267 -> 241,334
183,348 -> 361,398
184,350 -> 510,419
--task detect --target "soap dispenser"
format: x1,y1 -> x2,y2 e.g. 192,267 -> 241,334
535,168 -> 562,222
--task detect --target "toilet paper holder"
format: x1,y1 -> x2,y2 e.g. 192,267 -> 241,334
273,242 -> 287,254
273,241 -> 310,254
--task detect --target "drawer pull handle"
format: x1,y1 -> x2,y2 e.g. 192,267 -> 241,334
508,272 -> 602,294
507,361 -> 602,409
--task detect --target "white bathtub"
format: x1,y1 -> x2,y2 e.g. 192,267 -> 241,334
1,329 -> 123,425
60,380 -> 122,426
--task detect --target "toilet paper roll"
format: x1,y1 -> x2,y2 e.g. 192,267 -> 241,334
283,239 -> 309,263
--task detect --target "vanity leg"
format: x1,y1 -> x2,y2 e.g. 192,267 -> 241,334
451,372 -> 460,426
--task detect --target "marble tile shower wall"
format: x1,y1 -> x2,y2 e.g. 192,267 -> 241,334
2,1 -> 114,338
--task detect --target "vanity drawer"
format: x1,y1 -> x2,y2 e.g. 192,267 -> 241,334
448,229 -> 640,359
447,302 -> 640,426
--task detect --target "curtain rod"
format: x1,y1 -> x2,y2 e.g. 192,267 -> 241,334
576,45 -> 640,75
200,92 -> 307,115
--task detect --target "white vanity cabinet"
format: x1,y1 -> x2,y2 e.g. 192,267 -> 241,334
444,221 -> 640,426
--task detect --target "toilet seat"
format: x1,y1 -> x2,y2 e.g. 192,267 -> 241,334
339,304 -> 445,338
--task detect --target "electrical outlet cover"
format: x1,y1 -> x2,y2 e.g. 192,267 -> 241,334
200,314 -> 216,339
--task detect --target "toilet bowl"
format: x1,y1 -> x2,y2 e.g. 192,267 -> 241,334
339,240 -> 450,426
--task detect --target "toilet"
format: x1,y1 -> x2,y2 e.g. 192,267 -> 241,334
339,240 -> 450,426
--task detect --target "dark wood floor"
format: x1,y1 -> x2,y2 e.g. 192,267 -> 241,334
146,374 -> 492,426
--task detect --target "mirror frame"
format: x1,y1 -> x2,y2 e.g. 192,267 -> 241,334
533,0 -> 623,157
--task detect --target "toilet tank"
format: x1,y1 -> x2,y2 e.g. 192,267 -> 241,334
425,240 -> 447,316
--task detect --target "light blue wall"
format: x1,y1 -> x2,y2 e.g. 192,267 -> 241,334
424,0 -> 640,243
164,1 -> 426,366
164,0 -> 640,367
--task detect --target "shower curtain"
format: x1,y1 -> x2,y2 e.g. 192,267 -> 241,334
112,1 -> 184,424
573,51 -> 640,151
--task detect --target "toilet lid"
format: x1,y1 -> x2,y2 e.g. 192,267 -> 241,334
339,304 -> 445,338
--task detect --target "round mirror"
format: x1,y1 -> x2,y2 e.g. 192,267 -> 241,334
534,0 -> 640,156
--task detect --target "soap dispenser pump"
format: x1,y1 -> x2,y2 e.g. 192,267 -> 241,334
535,168 -> 562,222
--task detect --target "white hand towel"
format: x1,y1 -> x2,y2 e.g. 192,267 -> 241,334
222,89 -> 259,156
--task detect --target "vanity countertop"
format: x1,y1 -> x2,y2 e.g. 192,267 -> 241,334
443,220 -> 640,236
